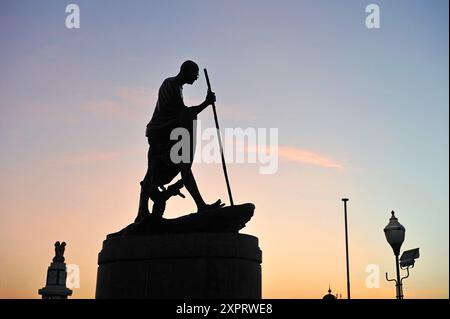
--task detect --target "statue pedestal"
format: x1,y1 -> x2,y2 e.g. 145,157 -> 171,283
95,233 -> 262,299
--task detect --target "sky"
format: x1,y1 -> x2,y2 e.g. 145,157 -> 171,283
0,0 -> 448,299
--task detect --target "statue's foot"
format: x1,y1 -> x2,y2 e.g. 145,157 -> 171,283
198,199 -> 225,213
134,212 -> 148,223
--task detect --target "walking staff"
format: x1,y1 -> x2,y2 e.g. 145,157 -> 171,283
204,68 -> 234,206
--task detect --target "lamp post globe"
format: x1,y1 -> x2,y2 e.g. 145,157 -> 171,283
384,211 -> 405,256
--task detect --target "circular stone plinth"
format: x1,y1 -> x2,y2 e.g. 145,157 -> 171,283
95,233 -> 262,299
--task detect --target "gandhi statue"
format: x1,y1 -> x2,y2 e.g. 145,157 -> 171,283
135,60 -> 225,222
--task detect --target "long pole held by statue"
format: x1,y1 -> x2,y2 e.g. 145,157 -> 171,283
203,68 -> 234,206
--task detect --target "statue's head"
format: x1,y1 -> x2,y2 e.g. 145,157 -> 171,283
179,60 -> 199,85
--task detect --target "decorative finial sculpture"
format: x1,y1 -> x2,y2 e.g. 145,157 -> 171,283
53,241 -> 66,263
38,241 -> 72,299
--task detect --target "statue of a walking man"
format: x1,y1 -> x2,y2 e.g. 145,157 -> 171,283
135,60 -> 224,222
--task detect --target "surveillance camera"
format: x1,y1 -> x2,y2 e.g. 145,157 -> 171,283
400,248 -> 420,268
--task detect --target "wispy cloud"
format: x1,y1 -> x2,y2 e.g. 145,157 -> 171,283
227,138 -> 343,169
240,142 -> 342,169
278,145 -> 343,169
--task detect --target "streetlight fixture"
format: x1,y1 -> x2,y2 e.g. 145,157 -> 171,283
383,211 -> 420,299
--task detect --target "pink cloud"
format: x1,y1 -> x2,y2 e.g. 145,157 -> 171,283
278,145 -> 343,169
240,141 -> 342,169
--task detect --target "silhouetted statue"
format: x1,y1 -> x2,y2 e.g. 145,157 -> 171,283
52,241 -> 66,263
39,241 -> 72,299
135,60 -> 224,222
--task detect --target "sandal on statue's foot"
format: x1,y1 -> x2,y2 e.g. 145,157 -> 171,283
198,199 -> 225,213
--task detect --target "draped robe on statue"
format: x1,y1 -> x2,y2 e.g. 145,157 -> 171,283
141,77 -> 196,192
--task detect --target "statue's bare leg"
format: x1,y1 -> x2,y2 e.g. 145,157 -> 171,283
135,183 -> 158,223
181,168 -> 224,212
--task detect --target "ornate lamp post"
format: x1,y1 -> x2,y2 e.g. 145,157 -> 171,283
383,211 -> 405,299
383,210 -> 423,300
384,211 -> 420,299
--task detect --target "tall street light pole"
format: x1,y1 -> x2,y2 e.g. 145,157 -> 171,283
342,198 -> 351,299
